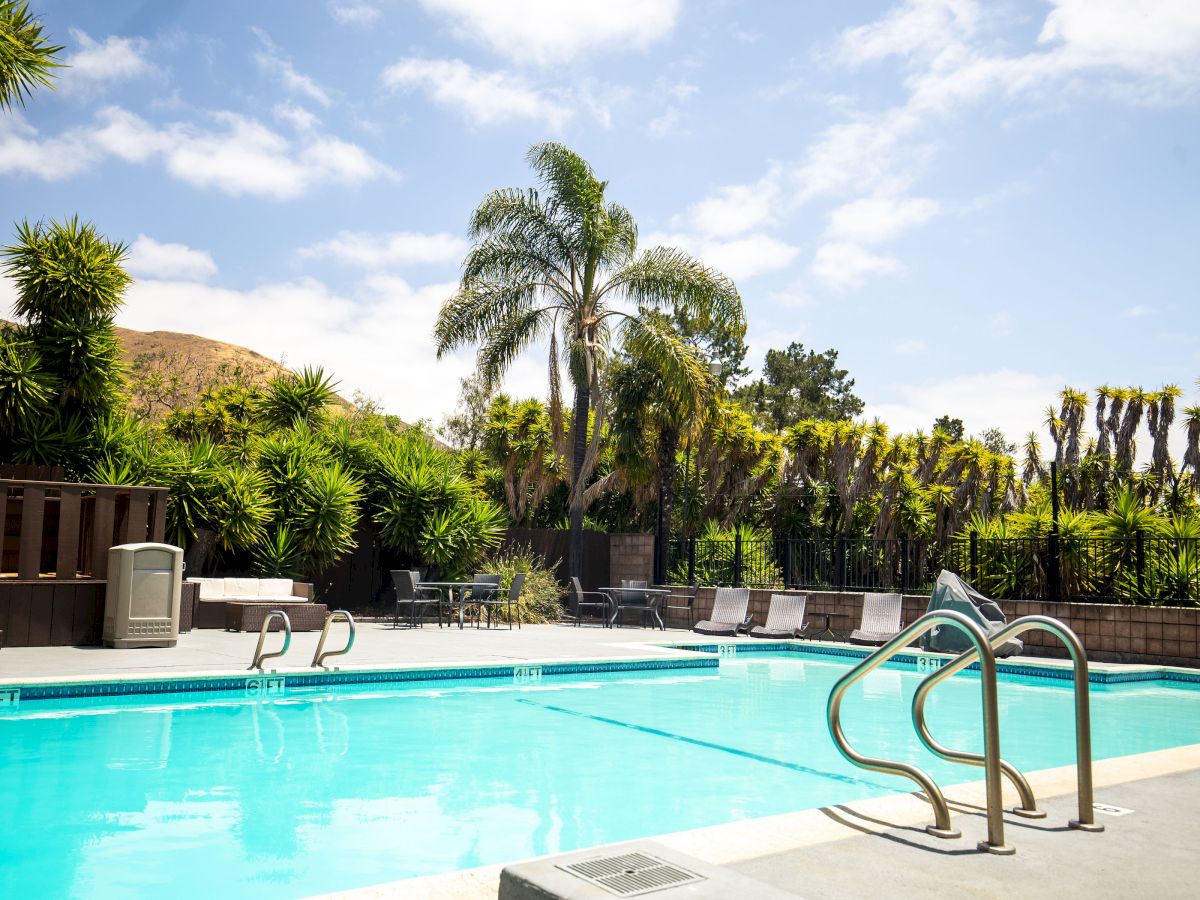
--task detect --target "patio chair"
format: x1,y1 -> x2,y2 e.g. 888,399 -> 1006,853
571,577 -> 611,627
479,572 -> 526,630
611,579 -> 659,629
692,587 -> 752,636
469,573 -> 501,628
848,592 -> 904,645
390,569 -> 439,628
664,584 -> 698,628
749,594 -> 808,639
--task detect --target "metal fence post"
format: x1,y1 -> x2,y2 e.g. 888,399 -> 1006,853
837,536 -> 847,591
899,532 -> 909,593
687,536 -> 696,585
733,531 -> 743,587
1135,529 -> 1146,596
969,529 -> 979,584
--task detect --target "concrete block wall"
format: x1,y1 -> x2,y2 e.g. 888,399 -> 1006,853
608,533 -> 654,588
687,586 -> 1200,668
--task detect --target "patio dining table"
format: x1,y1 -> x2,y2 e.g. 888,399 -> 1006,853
600,586 -> 670,630
416,581 -> 486,630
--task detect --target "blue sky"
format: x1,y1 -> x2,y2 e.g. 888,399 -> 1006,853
1,0 -> 1198,449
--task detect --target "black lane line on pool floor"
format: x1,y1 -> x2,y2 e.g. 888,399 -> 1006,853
515,698 -> 895,791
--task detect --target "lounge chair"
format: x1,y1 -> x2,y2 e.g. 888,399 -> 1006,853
571,577 -> 611,627
664,583 -> 698,628
848,592 -> 904,645
749,593 -> 808,639
390,569 -> 439,628
693,587 -> 752,636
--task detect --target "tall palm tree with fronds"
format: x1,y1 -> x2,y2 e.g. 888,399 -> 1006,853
1,1 -> 63,110
435,143 -> 745,578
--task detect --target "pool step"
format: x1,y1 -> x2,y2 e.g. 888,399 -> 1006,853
499,840 -> 798,899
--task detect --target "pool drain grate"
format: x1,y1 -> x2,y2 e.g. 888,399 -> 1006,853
557,851 -> 706,896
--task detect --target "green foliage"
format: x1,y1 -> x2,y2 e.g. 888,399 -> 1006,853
933,415 -> 965,441
0,1 -> 62,110
735,342 -> 863,432
475,543 -> 564,624
0,333 -> 55,425
259,366 -> 339,431
671,520 -> 782,586
253,525 -> 303,579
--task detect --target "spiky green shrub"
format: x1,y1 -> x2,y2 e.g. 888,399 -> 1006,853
475,544 -> 564,624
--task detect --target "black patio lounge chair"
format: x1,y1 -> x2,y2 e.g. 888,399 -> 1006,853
749,593 -> 808,639
664,584 -> 698,628
390,569 -> 439,628
571,577 -> 611,627
693,587 -> 752,636
848,592 -> 904,645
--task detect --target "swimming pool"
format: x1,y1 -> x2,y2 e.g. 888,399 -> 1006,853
2,650 -> 1199,898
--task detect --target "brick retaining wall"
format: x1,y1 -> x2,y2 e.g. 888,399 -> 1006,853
688,587 -> 1200,668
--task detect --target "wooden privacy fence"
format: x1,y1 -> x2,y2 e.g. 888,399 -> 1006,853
1,479 -> 169,581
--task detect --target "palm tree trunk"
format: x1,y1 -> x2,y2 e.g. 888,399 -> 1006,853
655,423 -> 680,583
567,381 -> 590,581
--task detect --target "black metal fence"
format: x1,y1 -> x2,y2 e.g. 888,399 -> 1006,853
665,533 -> 1200,605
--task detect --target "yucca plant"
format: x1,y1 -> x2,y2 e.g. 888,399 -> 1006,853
259,366 -> 339,431
0,1 -> 63,110
253,525 -> 304,579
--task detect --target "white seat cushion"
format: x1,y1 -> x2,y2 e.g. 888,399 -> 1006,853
224,578 -> 261,598
255,595 -> 298,604
259,579 -> 294,598
190,578 -> 226,599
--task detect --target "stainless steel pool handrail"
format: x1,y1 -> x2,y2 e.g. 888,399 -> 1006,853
826,609 -> 1014,854
311,610 -> 356,668
912,614 -> 1103,832
249,610 -> 292,671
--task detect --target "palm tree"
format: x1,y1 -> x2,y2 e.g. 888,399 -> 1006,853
0,2 -> 63,109
435,143 -> 745,579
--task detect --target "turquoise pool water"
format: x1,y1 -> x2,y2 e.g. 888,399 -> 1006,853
2,655 -> 1199,898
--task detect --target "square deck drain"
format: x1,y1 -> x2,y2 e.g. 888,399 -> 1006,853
557,851 -> 706,897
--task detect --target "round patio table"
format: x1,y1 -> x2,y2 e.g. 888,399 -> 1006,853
416,581 -> 485,630
807,611 -> 852,641
600,587 -> 670,630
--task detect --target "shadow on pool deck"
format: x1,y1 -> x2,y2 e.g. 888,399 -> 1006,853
727,768 -> 1197,899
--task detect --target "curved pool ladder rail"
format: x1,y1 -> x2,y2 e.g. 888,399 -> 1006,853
912,614 -> 1103,832
249,609 -> 292,671
311,610 -> 356,668
826,609 -> 1014,854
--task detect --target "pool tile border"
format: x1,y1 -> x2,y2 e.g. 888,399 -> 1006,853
10,655 -> 717,703
673,641 -> 1200,685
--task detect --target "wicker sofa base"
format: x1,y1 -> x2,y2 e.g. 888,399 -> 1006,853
223,601 -> 329,632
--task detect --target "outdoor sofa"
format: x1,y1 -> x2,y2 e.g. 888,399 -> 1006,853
186,577 -> 325,631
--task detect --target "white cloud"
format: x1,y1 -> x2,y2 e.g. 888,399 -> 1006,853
679,164 -> 785,239
328,1 -> 381,25
0,107 -> 392,199
382,57 -> 571,128
417,0 -> 682,66
893,338 -> 927,354
648,106 -> 684,139
865,369 -> 1064,443
298,230 -> 468,268
127,235 -> 218,281
1124,304 -> 1153,318
833,0 -> 980,67
273,102 -> 320,132
643,230 -> 799,281
809,241 -> 903,289
61,30 -> 154,91
767,279 -> 815,309
826,193 -> 939,244
252,28 -> 332,108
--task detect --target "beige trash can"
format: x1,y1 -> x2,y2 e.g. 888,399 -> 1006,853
103,543 -> 184,648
